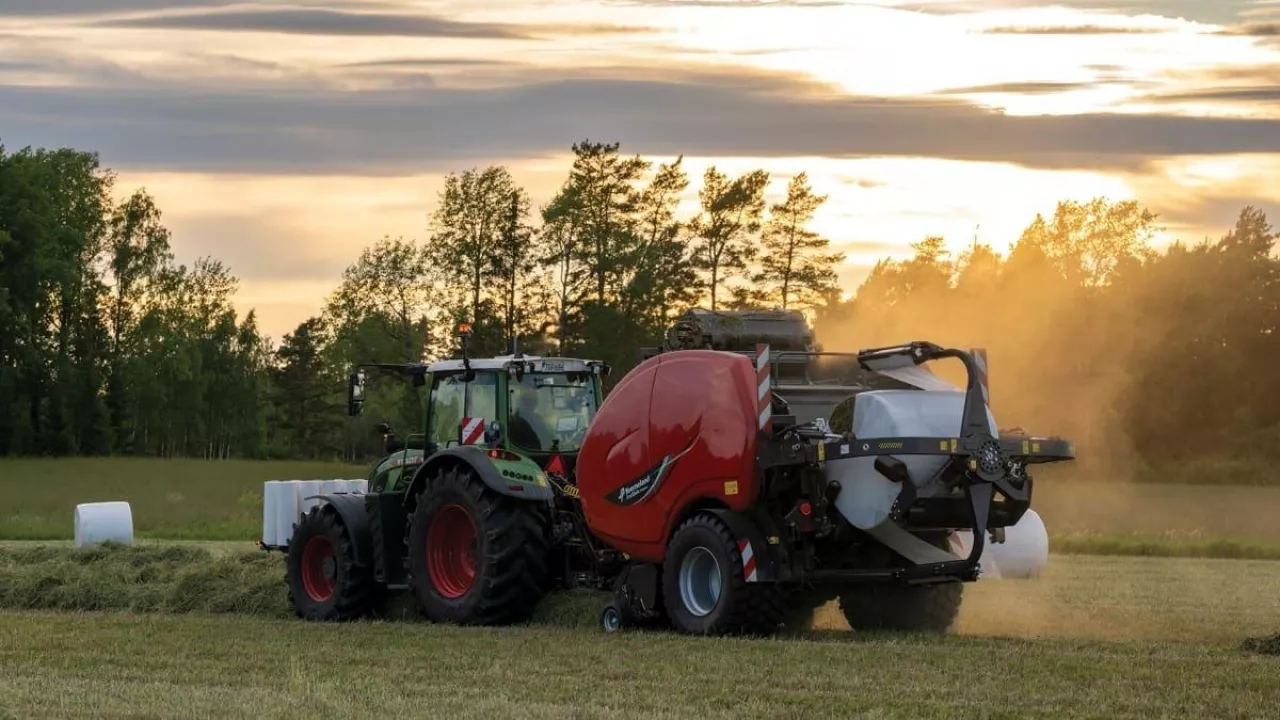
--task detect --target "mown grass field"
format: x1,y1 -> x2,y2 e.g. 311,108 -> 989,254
2,459 -> 1279,718
0,547 -> 1277,719
4,457 -> 1280,558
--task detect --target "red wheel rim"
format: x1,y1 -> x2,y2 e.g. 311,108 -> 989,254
427,503 -> 478,598
301,535 -> 337,602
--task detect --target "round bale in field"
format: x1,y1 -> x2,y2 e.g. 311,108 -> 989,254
74,501 -> 134,548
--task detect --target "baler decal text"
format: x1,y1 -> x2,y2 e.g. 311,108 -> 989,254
605,439 -> 697,507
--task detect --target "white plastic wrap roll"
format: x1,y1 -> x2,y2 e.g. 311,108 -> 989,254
295,480 -> 324,519
74,501 -> 134,548
262,479 -> 369,547
951,509 -> 1049,580
266,481 -> 298,547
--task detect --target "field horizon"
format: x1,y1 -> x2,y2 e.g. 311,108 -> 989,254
4,458 -> 1279,558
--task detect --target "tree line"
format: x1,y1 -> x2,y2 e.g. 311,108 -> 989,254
1,140 -> 1276,483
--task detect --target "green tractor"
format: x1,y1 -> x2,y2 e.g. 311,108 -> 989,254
283,324 -> 618,624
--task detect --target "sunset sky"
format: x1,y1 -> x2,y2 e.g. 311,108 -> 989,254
2,0 -> 1278,338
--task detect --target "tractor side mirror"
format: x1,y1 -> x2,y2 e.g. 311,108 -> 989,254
347,369 -> 366,417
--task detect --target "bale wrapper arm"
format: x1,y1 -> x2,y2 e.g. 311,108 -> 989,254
760,340 -> 1074,584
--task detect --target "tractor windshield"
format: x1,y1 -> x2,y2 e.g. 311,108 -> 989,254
507,372 -> 596,453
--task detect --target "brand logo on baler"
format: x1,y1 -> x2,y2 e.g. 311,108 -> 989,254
605,439 -> 697,507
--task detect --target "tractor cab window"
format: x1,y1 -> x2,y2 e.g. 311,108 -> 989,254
428,371 -> 499,448
507,373 -> 596,453
466,372 -> 498,427
428,374 -> 465,447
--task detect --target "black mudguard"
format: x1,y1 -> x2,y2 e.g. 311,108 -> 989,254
405,445 -> 554,510
305,493 -> 375,568
706,508 -> 781,583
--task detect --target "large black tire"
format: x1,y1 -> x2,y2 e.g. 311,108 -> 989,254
406,464 -> 551,625
661,513 -> 786,636
286,505 -> 377,621
837,580 -> 964,633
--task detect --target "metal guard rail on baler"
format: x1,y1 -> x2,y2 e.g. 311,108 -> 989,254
758,341 -> 1076,583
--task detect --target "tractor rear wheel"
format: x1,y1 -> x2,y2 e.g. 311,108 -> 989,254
286,505 -> 377,621
837,580 -> 963,633
407,464 -> 551,625
661,513 -> 785,636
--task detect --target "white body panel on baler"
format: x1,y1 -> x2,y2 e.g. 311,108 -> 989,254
821,389 -> 1049,578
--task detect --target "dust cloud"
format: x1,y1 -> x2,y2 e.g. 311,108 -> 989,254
801,219 -> 1280,642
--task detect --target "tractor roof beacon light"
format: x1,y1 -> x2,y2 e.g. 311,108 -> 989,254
457,322 -> 473,376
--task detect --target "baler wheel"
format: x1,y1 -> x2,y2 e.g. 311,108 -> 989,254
285,505 -> 377,621
661,513 -> 785,636
837,580 -> 964,633
601,603 -> 623,633
407,464 -> 551,625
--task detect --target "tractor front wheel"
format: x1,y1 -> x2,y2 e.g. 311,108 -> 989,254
661,513 -> 785,636
286,505 -> 377,621
407,465 -> 551,625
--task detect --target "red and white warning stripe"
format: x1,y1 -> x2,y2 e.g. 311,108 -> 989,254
738,538 -> 759,582
756,343 -> 772,434
459,416 -> 485,445
971,347 -> 989,406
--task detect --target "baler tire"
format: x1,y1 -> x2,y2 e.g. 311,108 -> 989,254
286,505 -> 377,622
406,464 -> 551,626
661,513 -> 785,637
837,580 -> 963,634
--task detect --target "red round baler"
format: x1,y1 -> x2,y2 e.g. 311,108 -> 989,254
577,349 -> 761,562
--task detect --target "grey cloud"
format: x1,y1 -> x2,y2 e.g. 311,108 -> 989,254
979,24 -> 1170,34
3,67 -> 1280,176
337,58 -> 514,69
934,81 -> 1094,94
1154,196 -> 1280,237
899,0 -> 1252,25
1217,22 -> 1280,36
0,0 -> 405,16
94,7 -> 654,39
1146,87 -> 1280,102
96,8 -> 537,38
0,0 -> 233,14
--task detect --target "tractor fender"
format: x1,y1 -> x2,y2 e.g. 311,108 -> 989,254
705,508 -> 780,583
305,493 -> 374,568
405,445 -> 554,511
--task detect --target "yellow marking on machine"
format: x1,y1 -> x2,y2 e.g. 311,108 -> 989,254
1022,440 -> 1030,454
724,480 -> 739,496
817,443 -> 826,462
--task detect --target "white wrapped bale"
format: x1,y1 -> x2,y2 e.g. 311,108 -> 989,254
951,509 -> 1049,580
74,501 -> 134,548
262,479 -> 368,548
825,389 -> 999,531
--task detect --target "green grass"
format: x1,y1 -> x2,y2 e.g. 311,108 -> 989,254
5,458 -> 1280,559
0,458 -> 366,540
1,549 -> 1279,719
1051,532 -> 1280,560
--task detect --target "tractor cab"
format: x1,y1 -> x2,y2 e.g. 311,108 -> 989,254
344,324 -> 609,491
